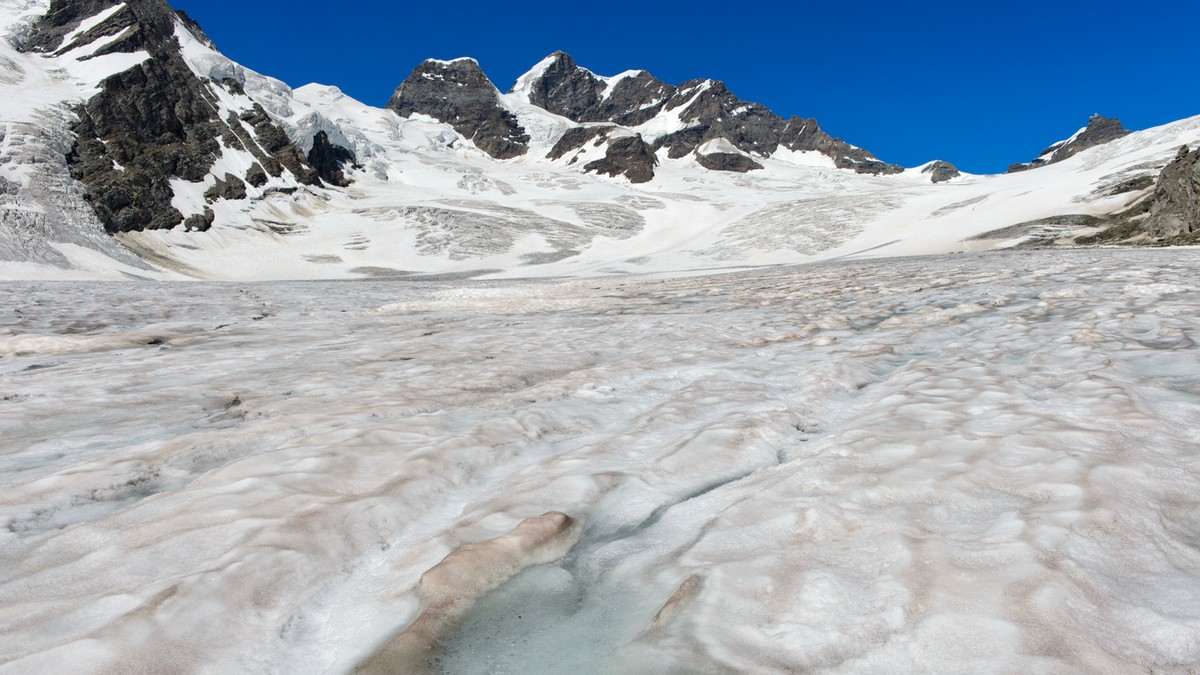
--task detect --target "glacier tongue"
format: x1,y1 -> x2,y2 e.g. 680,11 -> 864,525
0,249 -> 1198,673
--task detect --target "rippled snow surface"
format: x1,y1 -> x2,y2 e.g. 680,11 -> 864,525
1,250 -> 1199,674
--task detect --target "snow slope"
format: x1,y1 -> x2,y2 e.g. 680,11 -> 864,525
1,249 -> 1198,673
114,67 -> 1200,282
115,66 -> 1200,281
0,0 -> 165,278
1,0 -> 1198,281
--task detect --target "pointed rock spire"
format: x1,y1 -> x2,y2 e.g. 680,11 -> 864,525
387,58 -> 529,160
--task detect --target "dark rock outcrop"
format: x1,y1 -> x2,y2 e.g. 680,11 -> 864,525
1045,115 -> 1131,163
516,52 -> 674,127
511,52 -> 902,175
307,130 -> 355,187
1081,145 -> 1200,244
583,135 -> 657,183
546,125 -> 613,161
922,160 -> 960,183
778,116 -> 901,174
183,207 -> 214,232
972,214 -> 1107,246
245,163 -> 269,187
1137,144 -> 1200,240
205,173 -> 247,202
695,151 -> 762,173
387,58 -> 529,160
24,0 -> 321,233
519,52 -> 603,120
238,104 -> 320,185
1008,114 -> 1131,173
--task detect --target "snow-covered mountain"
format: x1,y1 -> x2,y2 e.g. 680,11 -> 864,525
0,0 -> 1197,281
3,3 -> 1200,673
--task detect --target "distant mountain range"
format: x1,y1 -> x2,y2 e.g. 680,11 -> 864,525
0,0 -> 1196,280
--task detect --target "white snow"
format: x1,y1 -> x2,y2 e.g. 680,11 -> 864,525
1037,123 -> 1089,161
1,249 -> 1198,674
2,8 -> 1199,671
508,53 -> 561,103
632,80 -> 713,142
427,56 -> 479,67
696,137 -> 746,156
57,2 -> 125,48
770,146 -> 838,169
596,69 -> 644,102
4,1 -> 1198,283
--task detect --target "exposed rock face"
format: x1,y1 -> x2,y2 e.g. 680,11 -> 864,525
598,71 -> 676,127
387,58 -> 529,160
695,151 -> 763,173
204,173 -> 247,202
512,52 -> 902,175
922,160 -> 960,183
654,80 -> 783,159
24,0 -> 321,233
546,125 -> 612,161
307,130 -> 356,187
1141,145 -> 1200,239
1082,145 -> 1200,244
778,116 -> 900,174
245,163 -> 269,188
238,104 -> 320,185
583,135 -> 657,183
0,115 -> 153,270
517,52 -> 674,127
519,52 -> 603,120
1008,114 -> 1131,173
183,207 -> 214,232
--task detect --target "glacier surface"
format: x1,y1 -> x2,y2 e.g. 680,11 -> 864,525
1,248 -> 1198,673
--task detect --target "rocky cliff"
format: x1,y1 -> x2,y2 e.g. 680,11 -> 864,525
388,50 -> 902,176
510,52 -> 902,175
387,58 -> 530,160
20,0 -> 352,234
1080,145 -> 1200,244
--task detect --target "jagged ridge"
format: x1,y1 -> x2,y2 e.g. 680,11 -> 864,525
390,51 -> 903,177
22,0 -> 355,233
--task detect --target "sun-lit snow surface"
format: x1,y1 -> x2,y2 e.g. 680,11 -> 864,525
1,249 -> 1198,673
0,0 -> 164,277
2,0 -> 1200,280
86,29 -> 1200,280
104,81 -> 1200,281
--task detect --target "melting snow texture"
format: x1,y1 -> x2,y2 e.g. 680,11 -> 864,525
1,249 -> 1199,673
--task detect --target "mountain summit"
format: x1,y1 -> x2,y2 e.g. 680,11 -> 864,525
387,58 -> 530,160
1008,114 -> 1131,173
505,51 -> 903,175
0,1 -> 1197,281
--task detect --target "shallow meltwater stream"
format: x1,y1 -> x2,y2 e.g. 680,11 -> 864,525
435,561 -> 659,674
1,250 -> 1198,674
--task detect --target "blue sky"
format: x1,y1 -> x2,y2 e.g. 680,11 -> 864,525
173,0 -> 1198,174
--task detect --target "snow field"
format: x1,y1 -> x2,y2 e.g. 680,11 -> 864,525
0,249 -> 1197,673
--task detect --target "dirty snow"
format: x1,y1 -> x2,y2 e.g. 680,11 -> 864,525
1,249 -> 1198,674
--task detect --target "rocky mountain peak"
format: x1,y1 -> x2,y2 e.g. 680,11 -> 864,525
506,53 -> 901,175
387,58 -> 529,160
1048,114 -> 1130,161
21,0 -> 324,234
921,160 -> 961,183
383,51 -> 903,175
1008,114 -> 1131,173
511,51 -> 604,120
